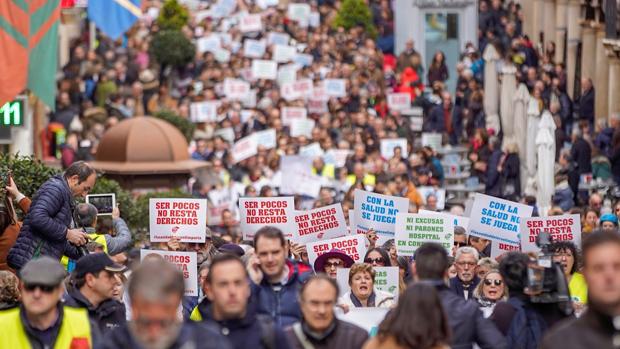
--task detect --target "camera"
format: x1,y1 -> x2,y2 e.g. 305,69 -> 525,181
526,232 -> 573,314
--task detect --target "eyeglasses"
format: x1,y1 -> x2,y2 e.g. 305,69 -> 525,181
135,317 -> 175,328
364,257 -> 384,264
484,279 -> 503,286
456,261 -> 476,267
23,284 -> 56,293
324,261 -> 343,269
454,242 -> 467,247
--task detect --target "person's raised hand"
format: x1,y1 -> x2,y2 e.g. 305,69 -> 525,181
366,229 -> 378,248
247,254 -> 263,285
67,229 -> 89,246
167,237 -> 182,251
5,176 -> 20,199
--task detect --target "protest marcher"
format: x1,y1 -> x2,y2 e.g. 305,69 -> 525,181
468,236 -> 491,258
540,231 -> 620,349
0,271 -> 20,310
476,257 -> 499,279
0,177 -> 31,272
550,241 -> 587,309
197,253 -> 289,349
64,253 -> 127,335
473,270 -> 507,318
8,161 -> 96,271
313,249 -> 355,279
412,243 -> 507,349
450,246 -> 481,300
396,256 -> 411,296
97,259 -> 232,349
599,213 -> 619,232
490,252 -> 572,349
286,274 -> 368,349
364,247 -> 392,267
0,257 -> 98,348
61,203 -> 133,271
338,263 -> 395,309
363,283 -> 451,349
382,240 -> 399,266
247,226 -> 312,328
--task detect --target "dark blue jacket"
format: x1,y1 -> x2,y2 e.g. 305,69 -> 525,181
200,302 -> 290,349
426,104 -> 463,145
8,175 -> 81,270
63,287 -> 126,335
485,149 -> 503,197
449,276 -> 481,300
251,260 -> 312,328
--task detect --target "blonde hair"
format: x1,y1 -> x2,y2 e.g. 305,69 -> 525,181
0,271 -> 19,304
473,270 -> 508,301
348,263 -> 376,285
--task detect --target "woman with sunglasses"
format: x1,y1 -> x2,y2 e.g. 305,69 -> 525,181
364,247 -> 392,267
313,249 -> 355,278
473,270 -> 507,317
339,263 -> 395,309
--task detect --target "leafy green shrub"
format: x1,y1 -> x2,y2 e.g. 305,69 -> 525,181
150,30 -> 195,68
156,0 -> 190,31
333,0 -> 377,38
0,154 -> 60,198
153,109 -> 196,143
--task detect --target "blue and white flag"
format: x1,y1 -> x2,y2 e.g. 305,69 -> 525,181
88,0 -> 141,40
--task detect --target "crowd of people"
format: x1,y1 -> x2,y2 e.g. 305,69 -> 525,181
1,0 -> 620,347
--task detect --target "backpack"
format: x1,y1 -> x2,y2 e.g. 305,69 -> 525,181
256,314 -> 276,349
506,298 -> 546,349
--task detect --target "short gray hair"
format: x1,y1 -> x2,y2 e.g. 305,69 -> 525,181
477,257 -> 499,269
455,246 -> 479,261
76,203 -> 98,227
128,259 -> 184,304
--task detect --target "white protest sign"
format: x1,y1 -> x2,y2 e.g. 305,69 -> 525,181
254,128 -> 277,149
337,308 -> 389,334
288,3 -> 311,24
307,235 -> 367,268
417,187 -> 447,211
277,65 -> 298,85
337,267 -> 399,301
311,86 -> 328,101
290,118 -> 315,138
281,82 -> 302,101
251,60 -> 278,80
207,203 -> 227,226
239,197 -> 296,240
241,89 -> 257,108
395,213 -> 454,256
231,134 -> 258,163
279,156 -> 319,198
309,12 -> 320,27
273,44 -> 297,63
140,250 -> 198,296
380,138 -> 408,159
324,149 -> 351,168
293,204 -> 348,244
224,78 -> 250,100
520,214 -> 581,253
196,35 -> 220,53
491,240 -> 521,259
419,209 -> 470,231
149,199 -> 207,243
293,79 -> 314,97
267,32 -> 290,46
468,193 -> 533,245
299,142 -> 324,157
239,14 -> 262,32
308,99 -> 328,114
256,0 -> 278,9
294,53 -> 314,67
190,101 -> 219,123
214,127 -> 235,144
324,79 -> 347,97
421,133 -> 443,151
214,48 -> 231,63
353,190 -> 409,238
281,107 -> 308,126
243,39 -> 267,58
387,93 -> 411,111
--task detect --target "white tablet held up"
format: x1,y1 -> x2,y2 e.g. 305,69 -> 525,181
86,194 -> 116,216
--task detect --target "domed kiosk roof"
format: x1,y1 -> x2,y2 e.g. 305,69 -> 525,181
90,117 -> 207,175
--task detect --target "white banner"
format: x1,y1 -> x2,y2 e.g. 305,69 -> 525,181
324,79 -> 347,97
491,240 -> 521,259
196,35 -> 220,53
294,53 -> 314,67
277,64 -> 298,85
251,60 -> 278,80
243,39 -> 267,58
273,44 -> 297,63
293,204 -> 348,244
287,3 -> 311,25
281,106 -> 308,126
239,13 -> 262,32
231,134 -> 258,163
223,78 -> 250,100
380,138 -> 408,159
387,93 -> 411,111
290,118 -> 315,138
299,142 -> 324,157
140,250 -> 198,296
353,190 -> 408,238
395,213 -> 453,256
149,199 -> 207,242
418,209 -> 470,231
254,128 -> 277,149
267,32 -> 290,46
520,214 -> 581,253
421,133 -> 442,151
469,194 -> 533,245
337,266 -> 399,301
308,99 -> 328,114
190,101 -> 220,123
307,235 -> 367,268
239,197 -> 296,240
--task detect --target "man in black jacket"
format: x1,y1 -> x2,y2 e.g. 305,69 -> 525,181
413,243 -> 507,349
198,253 -> 289,349
568,126 -> 592,204
574,77 -> 595,129
450,246 -> 481,300
286,274 -> 368,349
65,253 -> 126,335
540,230 -> 620,349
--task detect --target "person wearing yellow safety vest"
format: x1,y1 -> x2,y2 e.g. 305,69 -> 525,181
311,157 -> 336,179
62,203 -> 132,272
346,162 -> 376,190
0,257 -> 98,348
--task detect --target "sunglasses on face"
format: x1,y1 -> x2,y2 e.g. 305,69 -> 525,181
484,279 -> 503,286
24,284 -> 56,293
325,261 -> 344,269
364,257 -> 384,264
454,241 -> 467,247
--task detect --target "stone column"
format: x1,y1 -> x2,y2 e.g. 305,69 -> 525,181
606,42 -> 620,118
533,0 -> 545,42
594,28 -> 609,122
555,0 -> 568,63
543,0 -> 557,46
522,0 -> 535,37
580,23 -> 596,84
565,0 -> 582,98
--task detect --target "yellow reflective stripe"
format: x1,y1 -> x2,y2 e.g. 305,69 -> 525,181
113,0 -> 142,17
189,306 -> 203,321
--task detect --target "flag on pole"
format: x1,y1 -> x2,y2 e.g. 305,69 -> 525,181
88,0 -> 141,40
0,0 -> 61,109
